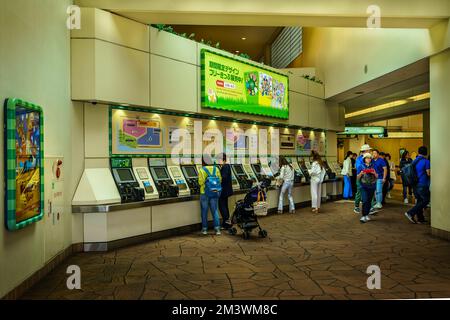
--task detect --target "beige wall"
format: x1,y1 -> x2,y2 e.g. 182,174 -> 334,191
70,8 -> 343,132
367,137 -> 423,165
301,22 -> 449,98
0,0 -> 77,298
369,114 -> 424,132
430,49 -> 450,234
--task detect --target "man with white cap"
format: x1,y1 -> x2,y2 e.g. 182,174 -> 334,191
354,144 -> 377,214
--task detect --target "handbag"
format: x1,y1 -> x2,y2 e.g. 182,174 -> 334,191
254,191 -> 268,216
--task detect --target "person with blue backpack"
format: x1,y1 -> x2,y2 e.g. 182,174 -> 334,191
198,155 -> 222,235
404,146 -> 431,224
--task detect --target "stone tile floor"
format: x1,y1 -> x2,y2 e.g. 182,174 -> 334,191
22,194 -> 450,300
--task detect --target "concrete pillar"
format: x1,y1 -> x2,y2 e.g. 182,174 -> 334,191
430,49 -> 450,240
423,110 -> 430,152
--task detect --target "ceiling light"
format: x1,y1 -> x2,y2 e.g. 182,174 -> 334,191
345,92 -> 430,119
235,50 -> 240,53
241,37 -> 246,40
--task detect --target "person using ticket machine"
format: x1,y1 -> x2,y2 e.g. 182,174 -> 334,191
198,155 -> 222,235
218,153 -> 233,230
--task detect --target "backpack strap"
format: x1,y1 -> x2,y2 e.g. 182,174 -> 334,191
212,166 -> 217,177
203,166 -> 211,177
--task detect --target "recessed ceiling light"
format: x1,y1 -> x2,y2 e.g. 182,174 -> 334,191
241,37 -> 246,40
235,50 -> 240,53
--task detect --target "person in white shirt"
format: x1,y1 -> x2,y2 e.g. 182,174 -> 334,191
341,151 -> 353,200
277,156 -> 295,214
308,152 -> 327,213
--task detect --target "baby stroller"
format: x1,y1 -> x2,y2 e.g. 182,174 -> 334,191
229,178 -> 271,240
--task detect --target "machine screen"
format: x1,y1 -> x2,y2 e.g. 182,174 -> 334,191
184,166 -> 197,178
136,168 -> 149,179
154,167 -> 169,179
234,165 -> 245,175
116,168 -> 135,182
252,164 -> 261,174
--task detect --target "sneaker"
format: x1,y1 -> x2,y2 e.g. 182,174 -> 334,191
374,203 -> 383,209
354,207 -> 361,214
201,229 -> 208,235
360,216 -> 367,223
215,229 -> 222,235
404,212 -> 417,224
365,215 -> 371,222
369,207 -> 378,215
404,198 -> 409,204
387,192 -> 392,199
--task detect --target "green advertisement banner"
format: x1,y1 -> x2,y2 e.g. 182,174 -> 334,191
201,49 -> 289,119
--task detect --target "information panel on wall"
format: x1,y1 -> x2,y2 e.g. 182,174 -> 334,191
201,49 -> 289,119
4,98 -> 44,231
296,131 -> 326,156
111,108 -> 164,155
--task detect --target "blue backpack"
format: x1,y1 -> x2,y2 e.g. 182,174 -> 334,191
402,157 -> 424,187
203,166 -> 222,198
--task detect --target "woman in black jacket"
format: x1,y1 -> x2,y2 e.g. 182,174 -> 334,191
399,150 -> 413,204
218,153 -> 234,229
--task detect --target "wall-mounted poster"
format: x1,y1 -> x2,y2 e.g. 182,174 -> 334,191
296,131 -> 326,156
4,98 -> 44,231
201,49 -> 289,119
111,107 -> 164,155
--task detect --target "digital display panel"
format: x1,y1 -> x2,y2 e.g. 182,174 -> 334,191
154,167 -> 169,179
233,165 -> 245,175
136,168 -> 149,180
116,168 -> 135,182
183,166 -> 198,178
149,158 -> 166,167
201,49 -> 289,119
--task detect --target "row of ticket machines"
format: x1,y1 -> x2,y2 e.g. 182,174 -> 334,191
110,157 -> 343,204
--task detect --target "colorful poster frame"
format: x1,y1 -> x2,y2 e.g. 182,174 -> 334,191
201,49 -> 289,119
4,98 -> 44,231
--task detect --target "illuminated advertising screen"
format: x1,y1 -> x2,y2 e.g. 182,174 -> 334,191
201,49 -> 289,119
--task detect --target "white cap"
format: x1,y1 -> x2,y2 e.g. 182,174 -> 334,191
363,153 -> 373,159
360,144 -> 372,152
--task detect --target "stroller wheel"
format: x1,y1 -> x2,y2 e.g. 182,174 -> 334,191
229,227 -> 237,235
258,229 -> 268,238
242,231 -> 250,240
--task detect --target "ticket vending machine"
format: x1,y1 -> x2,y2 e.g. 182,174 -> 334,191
181,161 -> 200,195
167,159 -> 191,197
297,157 -> 311,182
251,162 -> 276,187
329,160 -> 343,178
132,163 -> 159,200
110,158 -> 145,203
242,159 -> 258,184
148,158 -> 179,199
231,163 -> 253,190
287,157 -> 305,183
323,160 -> 336,179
